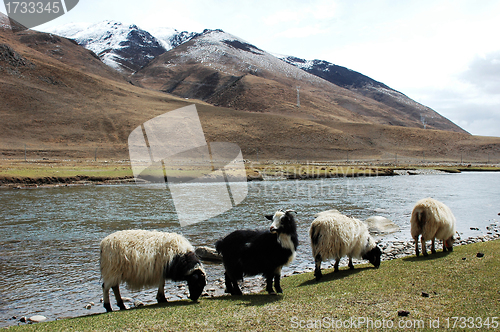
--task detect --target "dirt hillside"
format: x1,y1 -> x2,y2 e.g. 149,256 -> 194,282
1,24 -> 499,164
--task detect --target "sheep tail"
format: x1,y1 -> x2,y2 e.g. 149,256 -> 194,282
215,239 -> 223,254
310,224 -> 321,246
417,210 -> 426,228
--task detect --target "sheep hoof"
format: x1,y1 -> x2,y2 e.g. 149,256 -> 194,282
423,252 -> 428,257
431,249 -> 436,254
157,294 -> 167,303
104,303 -> 112,313
275,288 -> 283,294
314,269 -> 322,281
230,289 -> 243,296
448,246 -> 453,252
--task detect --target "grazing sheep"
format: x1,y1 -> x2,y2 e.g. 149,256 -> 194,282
100,230 -> 206,312
410,198 -> 456,257
215,209 -> 298,295
310,210 -> 382,281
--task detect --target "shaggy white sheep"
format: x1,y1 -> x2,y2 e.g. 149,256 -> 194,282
410,198 -> 456,257
100,230 -> 206,312
310,210 -> 381,281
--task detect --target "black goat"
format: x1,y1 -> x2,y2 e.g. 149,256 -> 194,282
215,209 -> 298,295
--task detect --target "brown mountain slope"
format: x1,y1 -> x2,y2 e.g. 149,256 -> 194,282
1,26 -> 499,163
0,26 -> 195,158
196,105 -> 499,162
132,29 -> 466,134
279,55 -> 467,134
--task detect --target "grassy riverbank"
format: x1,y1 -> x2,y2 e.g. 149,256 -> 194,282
0,159 -> 133,186
8,240 -> 499,331
1,159 -> 499,187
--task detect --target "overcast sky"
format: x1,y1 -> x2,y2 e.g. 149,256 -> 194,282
3,0 -> 500,137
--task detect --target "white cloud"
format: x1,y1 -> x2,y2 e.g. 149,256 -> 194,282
263,9 -> 302,26
460,51 -> 500,94
274,25 -> 330,39
263,0 -> 338,26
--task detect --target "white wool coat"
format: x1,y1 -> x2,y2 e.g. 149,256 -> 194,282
310,210 -> 376,260
410,198 -> 456,241
100,230 -> 194,290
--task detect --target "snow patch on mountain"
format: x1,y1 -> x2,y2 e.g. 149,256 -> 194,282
180,29 -> 324,86
44,20 -> 195,73
148,27 -> 196,50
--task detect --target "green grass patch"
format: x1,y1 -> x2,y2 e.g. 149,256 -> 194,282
9,240 -> 500,331
0,161 -> 133,180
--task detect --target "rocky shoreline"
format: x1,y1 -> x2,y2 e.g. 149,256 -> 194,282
133,221 -> 500,303
11,223 -> 499,326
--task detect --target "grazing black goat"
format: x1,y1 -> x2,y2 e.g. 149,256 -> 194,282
215,209 -> 298,295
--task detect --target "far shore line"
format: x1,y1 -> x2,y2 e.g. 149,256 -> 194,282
1,159 -> 499,189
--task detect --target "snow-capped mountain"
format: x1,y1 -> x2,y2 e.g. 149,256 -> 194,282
277,54 -> 460,132
42,22 -> 466,133
148,27 -> 197,51
132,29 -> 337,107
278,55 -> 392,90
45,21 -> 195,73
162,29 -> 323,82
131,28 -> 466,133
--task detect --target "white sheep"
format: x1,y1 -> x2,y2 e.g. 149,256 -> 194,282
310,209 -> 381,281
410,198 -> 456,257
100,230 -> 206,312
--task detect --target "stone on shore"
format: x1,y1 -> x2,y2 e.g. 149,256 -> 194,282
195,246 -> 222,262
365,216 -> 399,235
28,315 -> 47,323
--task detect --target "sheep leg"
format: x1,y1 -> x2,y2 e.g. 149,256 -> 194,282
265,274 -> 276,294
274,274 -> 282,293
224,272 -> 242,295
334,259 -> 340,272
445,237 -> 453,252
156,279 -> 167,303
223,272 -> 233,294
431,238 -> 436,254
102,283 -> 112,312
273,267 -> 283,293
314,254 -> 323,281
413,235 -> 420,257
421,237 -> 428,257
112,285 -> 126,310
230,280 -> 242,295
348,257 -> 354,270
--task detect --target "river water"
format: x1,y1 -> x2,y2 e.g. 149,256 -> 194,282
0,171 -> 499,326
